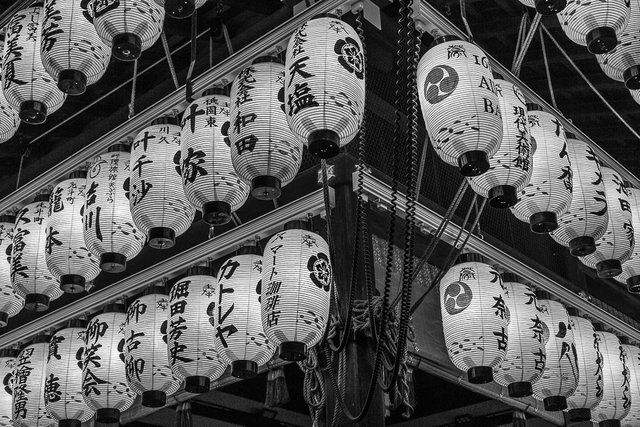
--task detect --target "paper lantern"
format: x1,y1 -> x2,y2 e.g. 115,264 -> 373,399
216,248 -> 276,378
125,287 -> 181,407
92,0 -> 164,61
41,0 -> 111,95
261,221 -> 331,362
518,0 -> 567,15
179,89 -> 250,225
230,57 -> 303,200
154,0 -> 206,19
129,117 -> 195,249
45,320 -> 95,427
46,172 -> 101,293
0,348 -> 18,427
580,167 -> 634,278
0,83 -> 19,143
621,343 -> 640,427
550,134 -> 608,256
532,296 -> 578,411
168,267 -> 225,393
0,215 -> 23,327
13,336 -> 56,427
510,104 -> 573,233
468,76 -> 532,208
1,5 -> 66,124
284,14 -> 365,159
592,330 -> 631,426
493,274 -> 548,397
617,187 -> 640,293
84,145 -> 146,273
82,304 -> 136,424
11,194 -> 63,312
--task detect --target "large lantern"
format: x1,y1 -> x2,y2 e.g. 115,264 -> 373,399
493,274 -> 547,397
230,57 -> 303,200
1,5 -> 66,124
616,187 -> 640,293
418,36 -> 502,176
45,320 -> 95,427
82,304 -> 136,424
621,343 -> 640,427
468,75 -> 532,208
261,221 -> 332,362
92,0 -> 164,62
216,248 -> 276,378
46,172 -> 101,293
517,0 -> 567,15
41,0 -> 111,95
580,167 -> 634,278
0,348 -> 17,427
284,14 -> 365,159
11,194 -> 63,311
84,145 -> 146,273
168,267 -> 225,393
550,134 -> 608,256
511,104 -> 573,233
0,82 -> 19,143
0,215 -> 23,327
129,117 -> 195,249
125,287 -> 181,407
155,0 -> 207,19
440,253 -> 508,384
179,89 -> 250,225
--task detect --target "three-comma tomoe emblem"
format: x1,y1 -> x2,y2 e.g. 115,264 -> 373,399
425,65 -> 459,104
443,281 -> 473,315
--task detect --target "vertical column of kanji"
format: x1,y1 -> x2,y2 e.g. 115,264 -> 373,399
616,187 -> 640,292
0,349 -> 18,427
0,38 -> 20,143
620,343 -> 640,427
0,215 -> 23,326
591,331 -> 631,425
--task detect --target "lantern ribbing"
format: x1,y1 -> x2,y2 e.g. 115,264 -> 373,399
0,79 -> 19,143
616,187 -> 640,293
621,344 -> 640,427
0,217 -> 23,327
0,349 -> 17,427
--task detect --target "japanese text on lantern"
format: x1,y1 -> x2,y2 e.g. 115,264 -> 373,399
83,318 -> 109,396
13,348 -> 34,420
168,281 -> 193,364
125,300 -> 147,383
217,259 -> 239,348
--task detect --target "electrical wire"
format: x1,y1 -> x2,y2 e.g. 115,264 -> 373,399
539,26 -> 557,109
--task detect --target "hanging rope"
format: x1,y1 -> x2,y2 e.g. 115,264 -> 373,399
512,13 -> 542,76
161,31 -> 180,90
512,11 -> 529,71
128,59 -> 138,119
459,0 -> 474,42
298,348 -> 326,427
539,27 -> 558,109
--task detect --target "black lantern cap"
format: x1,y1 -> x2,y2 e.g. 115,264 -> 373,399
586,26 -> 617,55
492,71 -> 504,80
529,211 -> 557,234
431,34 -> 462,47
59,419 -> 81,427
165,0 -> 196,19
488,185 -> 518,209
284,219 -> 311,231
566,307 -> 580,316
569,236 -> 596,257
542,395 -> 567,411
19,100 -> 47,124
624,65 -> 640,90
0,312 -> 9,328
100,252 -> 127,273
596,259 -> 622,278
185,265 -> 211,277
456,253 -> 484,264
68,170 -> 87,179
34,192 -> 51,202
501,272 -> 520,283
312,12 -> 340,20
457,151 -> 489,177
58,69 -> 87,96
619,336 -> 631,345
568,408 -> 591,422
202,87 -> 227,97
141,390 -> 167,408
309,129 -> 340,159
252,56 -> 284,65
112,33 -> 142,62
565,131 -> 577,139
108,143 -> 130,153
184,375 -> 210,393
592,322 -> 604,332
535,290 -> 551,300
66,318 -> 88,329
534,0 -> 566,15
252,175 -> 282,201
467,366 -> 493,384
144,284 -> 168,296
0,348 -> 19,358
96,408 -> 121,424
526,102 -> 544,112
598,420 -> 622,427
0,214 -> 15,224
279,341 -> 307,361
151,116 -> 179,126
628,275 -> 640,294
25,293 -> 50,312
30,334 -> 52,345
237,245 -> 261,256
507,381 -> 532,398
231,360 -> 258,379
202,201 -> 232,226
148,227 -> 176,250
60,274 -> 86,294
102,303 -> 126,314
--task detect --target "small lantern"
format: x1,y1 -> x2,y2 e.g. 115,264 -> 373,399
179,89 -> 250,225
230,57 -> 303,200
580,167 -> 634,278
92,0 -> 164,61
284,14 -> 365,159
511,104 -> 573,233
1,5 -> 66,124
129,117 -> 195,249
41,0 -> 111,95
45,320 -> 95,427
550,134 -> 608,256
168,267 -> 225,393
616,187 -> 640,293
261,221 -> 331,362
84,145 -> 146,273
518,0 -> 567,15
82,304 -> 136,424
621,343 -> 640,427
0,215 -> 23,327
0,85 -> 19,143
0,348 -> 18,427
468,75 -> 532,208
155,0 -> 207,19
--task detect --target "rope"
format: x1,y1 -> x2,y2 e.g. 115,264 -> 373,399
512,13 -> 542,76
161,31 -> 180,90
539,26 -> 557,109
512,11 -> 529,72
297,348 -> 326,427
459,0 -> 474,42
128,59 -> 138,119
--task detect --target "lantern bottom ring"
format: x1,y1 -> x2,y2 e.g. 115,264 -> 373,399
58,69 -> 87,96
231,360 -> 258,379
466,366 -> 493,384
529,211 -> 558,234
534,0 -> 566,15
202,201 -> 231,226
100,252 -> 127,273
624,66 -> 640,90
507,381 -> 532,398
19,100 -> 47,125
595,258 -> 622,278
279,341 -> 307,361
567,408 -> 591,423
165,0 -> 196,19
542,395 -> 567,412
184,375 -> 211,393
59,418 -> 82,427
96,408 -> 121,423
112,32 -> 143,62
142,390 -> 167,408
586,27 -> 617,55
488,185 -> 517,209
0,311 -> 8,328
568,236 -> 596,257
598,420 -> 622,427
251,176 -> 282,201
60,274 -> 87,294
148,227 -> 176,249
308,129 -> 340,159
627,275 -> 640,294
457,151 -> 489,177
24,293 -> 50,312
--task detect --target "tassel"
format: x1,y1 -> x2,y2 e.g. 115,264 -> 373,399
264,366 -> 290,407
512,409 -> 528,427
175,401 -> 192,427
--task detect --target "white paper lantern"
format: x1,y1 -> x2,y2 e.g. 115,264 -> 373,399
550,134 -> 609,256
154,0 -> 206,19
468,76 -> 532,208
230,57 -> 303,200
621,343 -> 640,427
284,14 -> 365,159
168,268 -> 225,393
510,104 -> 573,233
0,348 -> 18,427
92,0 -> 164,61
125,288 -> 181,407
580,167 -> 634,278
592,331 -> 631,426
616,187 -> 640,293
261,221 -> 331,362
0,82 -> 19,143
82,305 -> 136,424
517,0 -> 567,15
45,321 -> 95,427
0,215 -> 23,327
1,5 -> 66,125
179,89 -> 250,225
84,145 -> 146,273
129,117 -> 195,249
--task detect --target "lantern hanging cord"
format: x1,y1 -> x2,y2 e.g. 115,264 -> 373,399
161,31 -> 180,90
459,0 -> 473,43
539,26 -> 557,110
128,59 -> 138,119
297,347 -> 326,426
512,12 -> 541,77
512,10 -> 528,71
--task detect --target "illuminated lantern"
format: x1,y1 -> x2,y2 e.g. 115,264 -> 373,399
41,0 -> 111,95
493,274 -> 547,397
580,167 -> 634,278
1,5 -> 66,124
617,187 -> 640,293
440,253 -> 508,384
179,89 -> 250,225
129,117 -> 195,249
92,0 -> 164,62
45,320 -> 95,427
84,145 -> 146,273
592,330 -> 631,426
550,134 -> 608,256
517,0 -> 567,15
468,75 -> 532,208
168,267 -> 225,393
0,215 -> 23,327
284,14 -> 365,159
510,104 -> 572,233
0,348 -> 18,427
261,221 -> 331,362
46,172 -> 101,293
155,0 -> 207,19
621,343 -> 640,427
11,194 -> 63,311
125,287 -> 181,407
230,57 -> 303,200
82,304 -> 136,424
216,248 -> 276,378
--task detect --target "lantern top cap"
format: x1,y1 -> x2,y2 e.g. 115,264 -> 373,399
526,102 -> 543,112
108,143 -> 130,153
619,336 -> 631,344
501,272 -> 520,283
312,12 -> 340,20
0,348 -> 18,358
456,253 -> 484,264
592,322 -> 604,332
566,307 -> 580,316
101,303 -> 126,314
492,71 -> 504,80
252,55 -> 284,65
284,219 -> 311,231
185,265 -> 211,277
565,131 -> 577,139
535,290 -> 551,300
30,334 -> 51,345
33,192 -> 50,202
237,245 -> 261,256
203,87 -> 227,97
431,35 -> 463,47
0,214 -> 16,224
151,116 -> 179,126
69,170 -> 87,179
144,285 -> 168,296
66,318 -> 88,329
